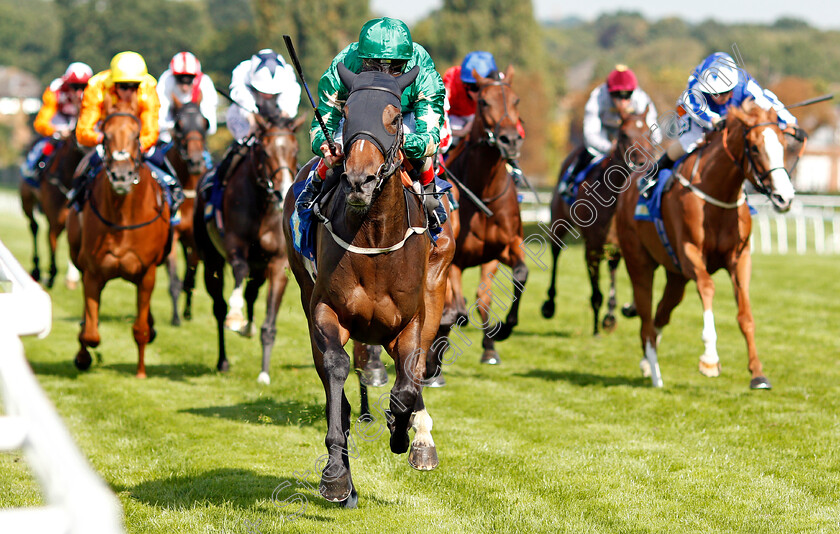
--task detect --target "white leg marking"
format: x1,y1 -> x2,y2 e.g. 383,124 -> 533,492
257,371 -> 271,385
65,260 -> 80,282
761,129 -> 796,202
700,309 -> 719,364
645,340 -> 663,388
411,409 -> 435,447
228,285 -> 244,311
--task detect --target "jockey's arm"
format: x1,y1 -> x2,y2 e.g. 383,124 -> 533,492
275,66 -> 302,119
678,82 -> 717,130
138,77 -> 161,152
199,76 -> 218,135
402,60 -> 445,160
156,75 -> 175,137
34,87 -> 59,137
583,86 -> 612,154
745,79 -> 798,127
310,55 -> 349,157
76,76 -> 106,147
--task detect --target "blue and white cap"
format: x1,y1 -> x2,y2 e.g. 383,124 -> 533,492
248,49 -> 288,95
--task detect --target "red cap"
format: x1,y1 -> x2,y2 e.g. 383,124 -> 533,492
607,65 -> 637,92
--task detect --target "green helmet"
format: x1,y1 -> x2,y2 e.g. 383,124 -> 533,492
357,17 -> 413,60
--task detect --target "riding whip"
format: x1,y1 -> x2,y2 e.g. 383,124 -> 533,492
283,35 -> 338,157
785,94 -> 833,109
215,87 -> 253,113
439,164 -> 494,217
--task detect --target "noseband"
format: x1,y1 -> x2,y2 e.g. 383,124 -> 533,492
101,112 -> 141,184
722,120 -> 788,197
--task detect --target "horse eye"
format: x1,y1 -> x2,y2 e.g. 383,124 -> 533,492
478,99 -> 488,107
514,98 -> 520,106
751,146 -> 760,154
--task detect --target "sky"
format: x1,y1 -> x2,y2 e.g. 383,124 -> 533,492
369,0 -> 840,30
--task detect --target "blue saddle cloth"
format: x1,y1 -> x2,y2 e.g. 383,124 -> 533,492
634,169 -> 674,222
560,155 -> 606,205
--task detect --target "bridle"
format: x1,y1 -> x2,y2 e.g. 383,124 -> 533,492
248,122 -> 298,202
101,112 -> 141,185
173,105 -> 207,168
342,89 -> 405,196
475,80 -> 519,158
722,119 -> 788,197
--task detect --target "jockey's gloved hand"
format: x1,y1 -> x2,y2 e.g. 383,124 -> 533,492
320,141 -> 344,169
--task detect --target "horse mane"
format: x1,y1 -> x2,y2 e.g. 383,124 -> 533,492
727,99 -> 778,127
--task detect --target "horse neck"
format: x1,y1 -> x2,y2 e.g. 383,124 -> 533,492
694,126 -> 748,204
463,126 -> 507,194
94,166 -> 156,220
168,146 -> 199,189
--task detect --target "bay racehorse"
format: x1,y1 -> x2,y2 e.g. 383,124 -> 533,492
542,107 -> 655,335
434,65 -> 524,369
194,113 -> 304,383
616,101 -> 796,389
66,98 -> 172,377
282,65 -> 454,507
164,99 -> 208,326
20,132 -> 83,289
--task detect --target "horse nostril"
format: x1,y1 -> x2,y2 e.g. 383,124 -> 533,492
499,135 -> 511,145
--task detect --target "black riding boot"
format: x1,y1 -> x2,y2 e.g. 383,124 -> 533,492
640,154 -> 675,198
423,181 -> 443,231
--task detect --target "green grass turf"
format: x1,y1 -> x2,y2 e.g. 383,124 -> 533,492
1,209 -> 839,533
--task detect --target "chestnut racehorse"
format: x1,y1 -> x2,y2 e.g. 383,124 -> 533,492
542,107 -> 655,335
434,65 -> 524,369
616,101 -> 796,389
282,65 -> 454,507
194,114 -> 304,383
164,99 -> 208,326
20,133 -> 83,288
66,98 -> 172,377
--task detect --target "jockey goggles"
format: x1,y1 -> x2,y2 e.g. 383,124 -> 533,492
609,90 -> 633,100
115,82 -> 140,91
174,74 -> 195,85
68,83 -> 87,92
362,58 -> 407,75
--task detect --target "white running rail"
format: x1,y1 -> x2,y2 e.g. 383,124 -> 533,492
0,238 -> 125,534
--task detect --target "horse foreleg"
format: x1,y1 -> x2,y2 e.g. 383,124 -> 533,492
729,252 -> 769,389
166,232 -> 182,326
691,259 -> 721,380
312,302 -> 355,504
133,267 -> 157,379
448,263 -> 467,322
602,252 -> 621,332
353,343 -> 372,418
225,255 -> 251,336
46,225 -> 59,289
476,261 -> 501,364
625,253 -> 661,386
257,257 -> 289,385
494,237 -> 529,341
65,260 -> 80,290
22,194 -> 40,282
75,271 -> 105,371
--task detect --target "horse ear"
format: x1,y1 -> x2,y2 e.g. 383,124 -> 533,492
397,66 -> 419,93
503,64 -> 515,83
292,115 -> 306,132
337,62 -> 356,91
473,68 -> 486,85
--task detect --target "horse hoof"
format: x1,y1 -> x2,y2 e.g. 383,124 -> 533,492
239,322 -> 257,338
340,488 -> 358,509
408,443 -> 439,471
639,358 -> 651,377
602,314 -> 617,332
425,374 -> 446,388
481,350 -> 500,365
320,473 -> 353,503
440,306 -> 458,328
750,376 -> 772,390
65,278 -> 78,290
621,303 -> 638,318
183,309 -> 192,321
218,360 -> 230,373
390,431 -> 410,454
136,371 -> 147,379
171,316 -> 181,327
698,360 -> 721,378
257,371 -> 271,385
360,366 -> 388,387
540,300 -> 555,319
30,269 -> 41,282
224,312 -> 246,333
74,350 -> 92,371
46,277 -> 55,289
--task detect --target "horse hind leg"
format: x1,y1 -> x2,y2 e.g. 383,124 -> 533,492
476,261 -> 502,364
493,243 -> 529,341
225,256 -> 252,336
602,252 -> 621,332
586,246 -> 605,336
46,226 -> 59,289
65,259 -> 80,290
132,267 -> 157,378
182,242 -> 198,320
75,271 -> 105,371
27,208 -> 40,282
256,256 -> 289,385
202,249 -> 229,372
541,239 -> 563,319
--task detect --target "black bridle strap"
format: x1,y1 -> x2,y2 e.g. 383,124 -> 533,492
477,81 -> 514,147
88,187 -> 164,230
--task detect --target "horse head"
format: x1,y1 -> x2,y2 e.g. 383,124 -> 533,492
252,112 -> 304,199
726,100 -> 795,212
101,96 -> 142,195
617,104 -> 656,171
336,63 -> 419,213
474,65 -> 523,160
172,97 -> 209,175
